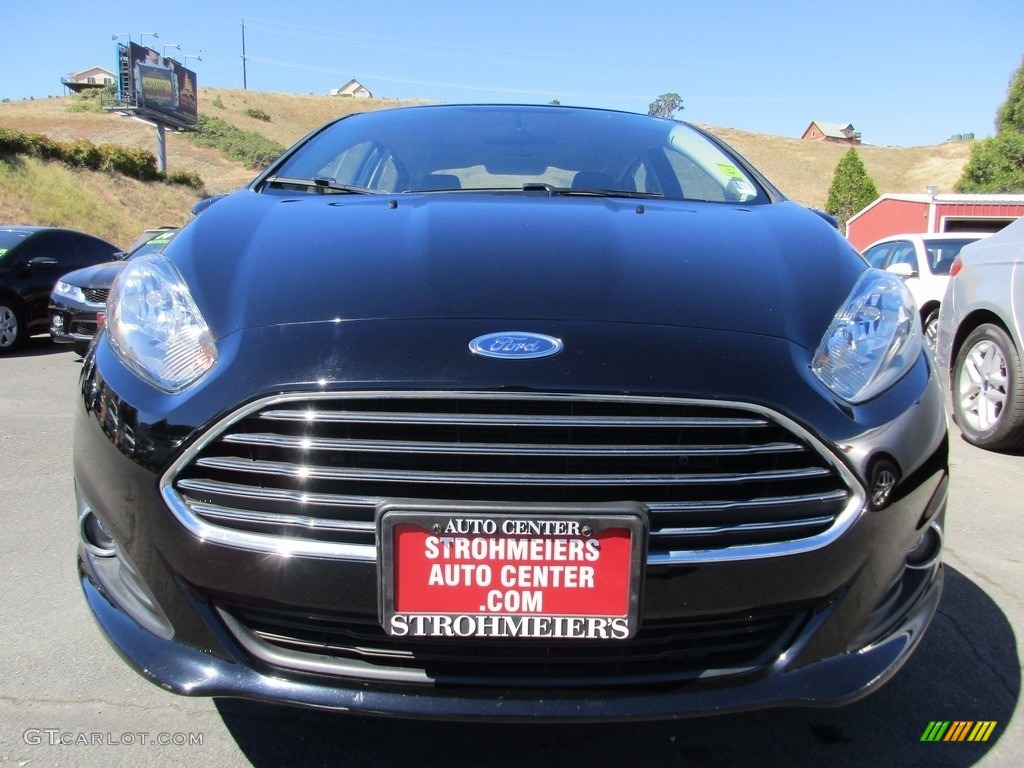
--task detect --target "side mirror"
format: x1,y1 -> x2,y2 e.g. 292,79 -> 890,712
27,256 -> 59,270
886,262 -> 916,278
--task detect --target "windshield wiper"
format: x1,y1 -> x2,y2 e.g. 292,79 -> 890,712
262,175 -> 381,194
521,182 -> 663,199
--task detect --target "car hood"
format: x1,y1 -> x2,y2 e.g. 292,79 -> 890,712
168,191 -> 865,352
60,260 -> 126,289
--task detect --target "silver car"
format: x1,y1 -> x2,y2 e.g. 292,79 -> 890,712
935,216 -> 1024,451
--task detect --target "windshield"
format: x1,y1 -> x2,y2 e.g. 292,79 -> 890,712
263,105 -> 766,204
922,237 -> 981,275
128,229 -> 179,259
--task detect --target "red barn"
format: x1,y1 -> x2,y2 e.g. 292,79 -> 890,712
846,193 -> 1024,251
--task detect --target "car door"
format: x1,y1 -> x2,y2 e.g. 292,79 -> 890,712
14,232 -> 85,330
884,240 -> 926,308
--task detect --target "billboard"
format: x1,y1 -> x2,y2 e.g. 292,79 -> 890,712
118,43 -> 198,128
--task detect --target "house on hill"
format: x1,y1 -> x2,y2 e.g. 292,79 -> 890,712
61,66 -> 116,94
330,79 -> 372,98
801,120 -> 861,144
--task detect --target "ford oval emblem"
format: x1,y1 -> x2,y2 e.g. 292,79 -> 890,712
469,332 -> 563,360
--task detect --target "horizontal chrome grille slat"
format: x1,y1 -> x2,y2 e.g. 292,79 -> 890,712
190,502 -> 374,533
222,432 -> 806,458
178,477 -> 845,519
650,516 -> 835,539
193,455 -> 833,486
163,391 -> 863,563
176,478 -> 381,509
259,409 -> 770,429
646,489 -> 850,513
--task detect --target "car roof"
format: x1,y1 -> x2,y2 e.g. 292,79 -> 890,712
0,225 -> 107,250
0,225 -> 79,237
862,232 -> 991,250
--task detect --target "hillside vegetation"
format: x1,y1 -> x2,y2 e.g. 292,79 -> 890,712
0,88 -> 971,248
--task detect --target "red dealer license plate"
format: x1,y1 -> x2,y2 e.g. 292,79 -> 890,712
378,505 -> 646,640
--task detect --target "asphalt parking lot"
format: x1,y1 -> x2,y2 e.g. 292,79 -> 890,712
2,336 -> 1022,767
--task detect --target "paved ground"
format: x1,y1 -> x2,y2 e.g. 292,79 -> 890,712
1,336 -> 1022,767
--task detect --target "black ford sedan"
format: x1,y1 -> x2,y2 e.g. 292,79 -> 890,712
75,104 -> 947,720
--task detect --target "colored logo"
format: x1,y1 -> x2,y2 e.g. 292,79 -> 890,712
921,721 -> 997,742
469,332 -> 563,360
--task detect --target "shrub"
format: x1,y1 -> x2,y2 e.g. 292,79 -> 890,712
188,114 -> 285,169
0,127 -> 31,154
164,170 -> 204,189
25,132 -> 64,161
97,143 -> 161,180
0,125 -> 204,189
66,90 -> 105,113
64,139 -> 103,169
212,95 -> 225,109
245,107 -> 271,122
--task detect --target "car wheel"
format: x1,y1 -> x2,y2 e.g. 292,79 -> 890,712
0,300 -> 27,354
923,309 -> 940,353
952,323 -> 1024,451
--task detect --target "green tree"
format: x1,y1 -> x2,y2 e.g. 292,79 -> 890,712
825,148 -> 879,232
648,93 -> 683,118
955,130 -> 1024,192
956,56 -> 1024,193
997,57 -> 1024,133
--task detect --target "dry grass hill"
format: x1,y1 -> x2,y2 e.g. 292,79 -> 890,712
0,89 -> 973,248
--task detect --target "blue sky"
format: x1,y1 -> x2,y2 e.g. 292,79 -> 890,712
2,0 -> 1021,147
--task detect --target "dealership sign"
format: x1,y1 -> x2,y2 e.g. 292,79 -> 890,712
378,506 -> 646,640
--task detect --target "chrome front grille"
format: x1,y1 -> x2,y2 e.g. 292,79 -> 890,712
70,320 -> 98,336
217,601 -> 811,686
164,392 -> 862,563
83,287 -> 109,304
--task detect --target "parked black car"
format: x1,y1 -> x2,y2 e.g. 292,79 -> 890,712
75,104 -> 948,720
50,228 -> 179,356
0,226 -> 119,353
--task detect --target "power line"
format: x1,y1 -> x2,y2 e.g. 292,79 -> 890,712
242,55 -> 642,101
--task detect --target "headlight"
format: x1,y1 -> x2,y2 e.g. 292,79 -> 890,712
54,280 -> 87,303
811,269 -> 922,404
106,254 -> 217,393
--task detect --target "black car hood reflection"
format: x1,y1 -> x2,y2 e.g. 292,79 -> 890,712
60,260 -> 126,290
169,191 -> 864,351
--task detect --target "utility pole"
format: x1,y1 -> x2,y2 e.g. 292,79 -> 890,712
241,18 -> 248,90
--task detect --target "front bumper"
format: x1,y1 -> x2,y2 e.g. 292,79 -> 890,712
73,320 -> 949,720
49,297 -> 102,355
79,546 -> 942,720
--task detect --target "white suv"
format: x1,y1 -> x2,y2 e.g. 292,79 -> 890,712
862,232 -> 990,351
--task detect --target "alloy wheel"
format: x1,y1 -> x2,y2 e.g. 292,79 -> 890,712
957,338 -> 1008,432
0,305 -> 19,349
